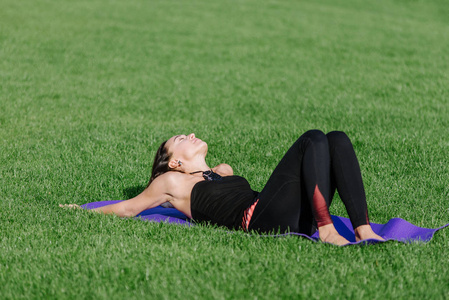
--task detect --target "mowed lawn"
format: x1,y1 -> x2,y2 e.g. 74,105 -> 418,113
1,0 -> 448,298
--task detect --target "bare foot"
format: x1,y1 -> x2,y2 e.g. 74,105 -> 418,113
318,223 -> 350,246
354,225 -> 385,242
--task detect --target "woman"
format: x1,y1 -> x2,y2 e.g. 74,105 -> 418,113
61,130 -> 384,245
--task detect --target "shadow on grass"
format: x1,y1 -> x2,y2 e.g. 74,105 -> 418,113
123,185 -> 146,199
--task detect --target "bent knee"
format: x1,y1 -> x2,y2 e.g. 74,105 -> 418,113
303,129 -> 327,144
326,131 -> 352,148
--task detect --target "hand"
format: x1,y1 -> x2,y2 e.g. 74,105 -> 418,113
59,204 -> 81,209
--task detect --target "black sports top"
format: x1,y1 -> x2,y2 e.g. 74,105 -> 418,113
190,174 -> 259,230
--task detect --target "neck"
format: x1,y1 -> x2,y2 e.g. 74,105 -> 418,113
182,159 -> 210,175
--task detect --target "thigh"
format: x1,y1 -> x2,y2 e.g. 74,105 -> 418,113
249,180 -> 303,233
249,180 -> 319,234
248,134 -> 312,233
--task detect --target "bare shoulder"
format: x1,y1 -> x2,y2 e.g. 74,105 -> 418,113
213,163 -> 234,176
151,171 -> 198,205
150,171 -> 185,190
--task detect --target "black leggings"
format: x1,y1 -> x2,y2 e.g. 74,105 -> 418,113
248,130 -> 369,235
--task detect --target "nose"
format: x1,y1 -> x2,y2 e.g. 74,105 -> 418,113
188,133 -> 195,140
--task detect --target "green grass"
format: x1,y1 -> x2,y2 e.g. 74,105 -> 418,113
1,0 -> 449,298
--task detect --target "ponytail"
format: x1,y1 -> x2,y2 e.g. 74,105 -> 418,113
146,141 -> 171,188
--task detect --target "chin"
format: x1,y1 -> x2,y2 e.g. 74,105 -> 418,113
201,141 -> 208,154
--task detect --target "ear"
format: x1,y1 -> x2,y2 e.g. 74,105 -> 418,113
168,159 -> 179,170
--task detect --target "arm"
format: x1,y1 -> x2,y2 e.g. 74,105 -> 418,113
212,163 -> 233,176
91,178 -> 169,217
60,177 -> 170,218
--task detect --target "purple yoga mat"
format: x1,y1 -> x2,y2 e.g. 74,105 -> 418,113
82,200 -> 190,225
82,200 -> 449,246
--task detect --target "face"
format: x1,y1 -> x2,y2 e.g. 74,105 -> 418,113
165,133 -> 208,164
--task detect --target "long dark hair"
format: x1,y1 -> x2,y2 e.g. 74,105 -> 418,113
146,140 -> 171,188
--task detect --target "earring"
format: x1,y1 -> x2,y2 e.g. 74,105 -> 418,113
178,160 -> 182,166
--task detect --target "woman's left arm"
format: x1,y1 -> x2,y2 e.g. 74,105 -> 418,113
213,163 -> 233,176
